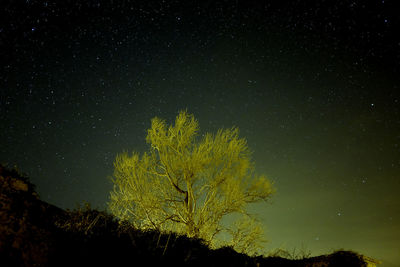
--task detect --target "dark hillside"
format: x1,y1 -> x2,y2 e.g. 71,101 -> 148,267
0,165 -> 373,266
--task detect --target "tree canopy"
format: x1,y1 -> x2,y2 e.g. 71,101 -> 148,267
108,111 -> 275,255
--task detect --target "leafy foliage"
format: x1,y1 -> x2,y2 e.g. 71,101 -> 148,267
108,111 -> 275,255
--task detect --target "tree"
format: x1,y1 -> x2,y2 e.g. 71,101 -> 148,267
108,110 -> 275,255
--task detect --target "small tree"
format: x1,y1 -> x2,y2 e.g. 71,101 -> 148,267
108,111 -> 275,255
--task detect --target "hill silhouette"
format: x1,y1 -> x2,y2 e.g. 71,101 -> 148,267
0,164 -> 376,266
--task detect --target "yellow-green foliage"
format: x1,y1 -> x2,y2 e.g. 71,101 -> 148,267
108,111 -> 275,255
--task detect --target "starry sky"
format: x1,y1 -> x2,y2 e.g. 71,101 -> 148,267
1,0 -> 399,265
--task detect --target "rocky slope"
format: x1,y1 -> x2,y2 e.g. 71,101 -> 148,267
0,164 -> 372,267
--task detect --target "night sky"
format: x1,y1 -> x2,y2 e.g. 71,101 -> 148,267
1,0 -> 399,265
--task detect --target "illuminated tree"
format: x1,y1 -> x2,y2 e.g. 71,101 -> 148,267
108,110 -> 275,255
